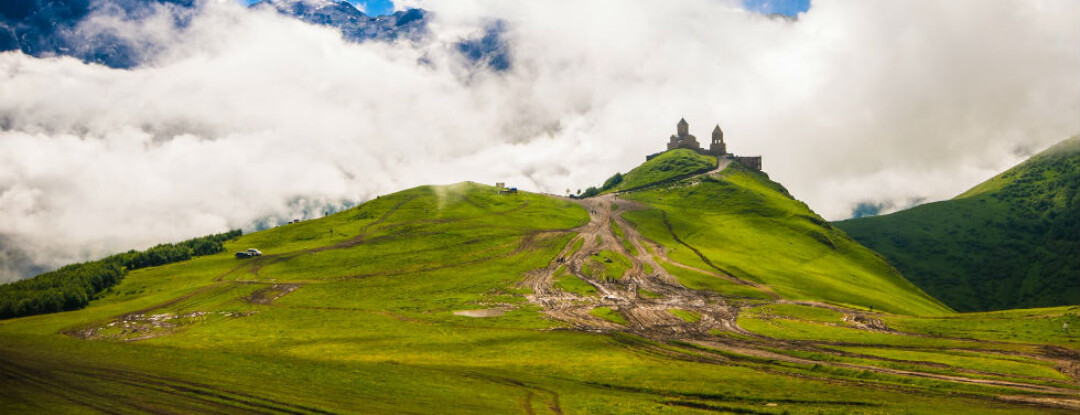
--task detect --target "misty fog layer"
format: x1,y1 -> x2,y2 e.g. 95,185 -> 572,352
1,0 -> 1077,281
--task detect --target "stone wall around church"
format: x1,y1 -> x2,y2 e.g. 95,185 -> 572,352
733,156 -> 762,171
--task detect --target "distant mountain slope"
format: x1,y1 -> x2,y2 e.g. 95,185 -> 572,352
0,0 -> 428,68
2,1 -> 507,70
0,0 -> 197,68
835,136 -> 1080,312
251,0 -> 428,43
620,157 -> 951,315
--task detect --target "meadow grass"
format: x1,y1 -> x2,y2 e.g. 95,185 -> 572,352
736,303 -> 1074,357
584,250 -> 631,281
553,266 -> 598,296
622,164 -> 951,316
637,288 -> 662,298
830,346 -> 1071,382
611,149 -> 716,192
658,261 -> 772,299
610,220 -> 639,256
742,303 -> 845,323
735,318 -> 1080,393
883,306 -> 1080,348
590,306 -> 628,325
668,309 -> 701,323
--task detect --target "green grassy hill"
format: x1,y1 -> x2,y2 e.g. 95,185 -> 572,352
835,136 -> 1080,312
0,164 -> 1076,414
620,160 -> 951,316
612,149 -> 717,192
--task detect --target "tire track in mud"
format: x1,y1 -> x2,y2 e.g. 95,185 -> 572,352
0,358 -> 126,414
524,194 -> 743,338
247,283 -> 303,305
82,368 -> 337,415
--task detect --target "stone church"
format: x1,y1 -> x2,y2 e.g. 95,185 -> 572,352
649,118 -> 761,171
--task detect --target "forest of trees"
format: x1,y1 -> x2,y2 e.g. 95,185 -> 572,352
0,230 -> 242,319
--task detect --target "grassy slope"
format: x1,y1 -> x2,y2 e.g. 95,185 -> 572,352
835,136 -> 1080,312
611,149 -> 716,192
737,303 -> 1078,387
0,179 -> 1074,413
622,161 -> 950,315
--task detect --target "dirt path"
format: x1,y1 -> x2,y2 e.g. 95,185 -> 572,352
523,194 -> 742,338
521,192 -> 1080,409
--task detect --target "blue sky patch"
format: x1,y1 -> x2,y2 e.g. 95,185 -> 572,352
743,0 -> 811,17
245,1 -> 811,18
348,0 -> 395,15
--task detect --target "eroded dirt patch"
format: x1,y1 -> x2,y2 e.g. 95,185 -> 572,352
69,310 -> 256,342
454,308 -> 508,318
523,193 -> 744,339
247,284 -> 302,305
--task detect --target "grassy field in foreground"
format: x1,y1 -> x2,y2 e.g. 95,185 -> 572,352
736,303 -> 1079,391
0,181 -> 1075,414
883,306 -> 1080,348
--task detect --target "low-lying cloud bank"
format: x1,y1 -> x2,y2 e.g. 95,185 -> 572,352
1,0 -> 1077,281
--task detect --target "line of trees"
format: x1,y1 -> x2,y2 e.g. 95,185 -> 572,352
0,230 -> 242,320
574,172 -> 623,199
110,229 -> 242,271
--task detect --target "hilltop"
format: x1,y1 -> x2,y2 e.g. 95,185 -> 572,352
835,136 -> 1080,312
0,149 -> 1077,414
618,159 -> 950,315
612,149 -> 717,192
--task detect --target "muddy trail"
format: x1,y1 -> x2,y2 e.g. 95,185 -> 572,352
523,194 -> 742,337
522,193 -> 1080,409
522,192 -> 815,340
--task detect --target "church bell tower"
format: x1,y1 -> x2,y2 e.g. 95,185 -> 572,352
709,124 -> 726,155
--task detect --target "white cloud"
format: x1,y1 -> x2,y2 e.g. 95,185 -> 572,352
0,0 -> 1077,281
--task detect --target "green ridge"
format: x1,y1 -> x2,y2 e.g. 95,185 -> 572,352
835,136 -> 1080,311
